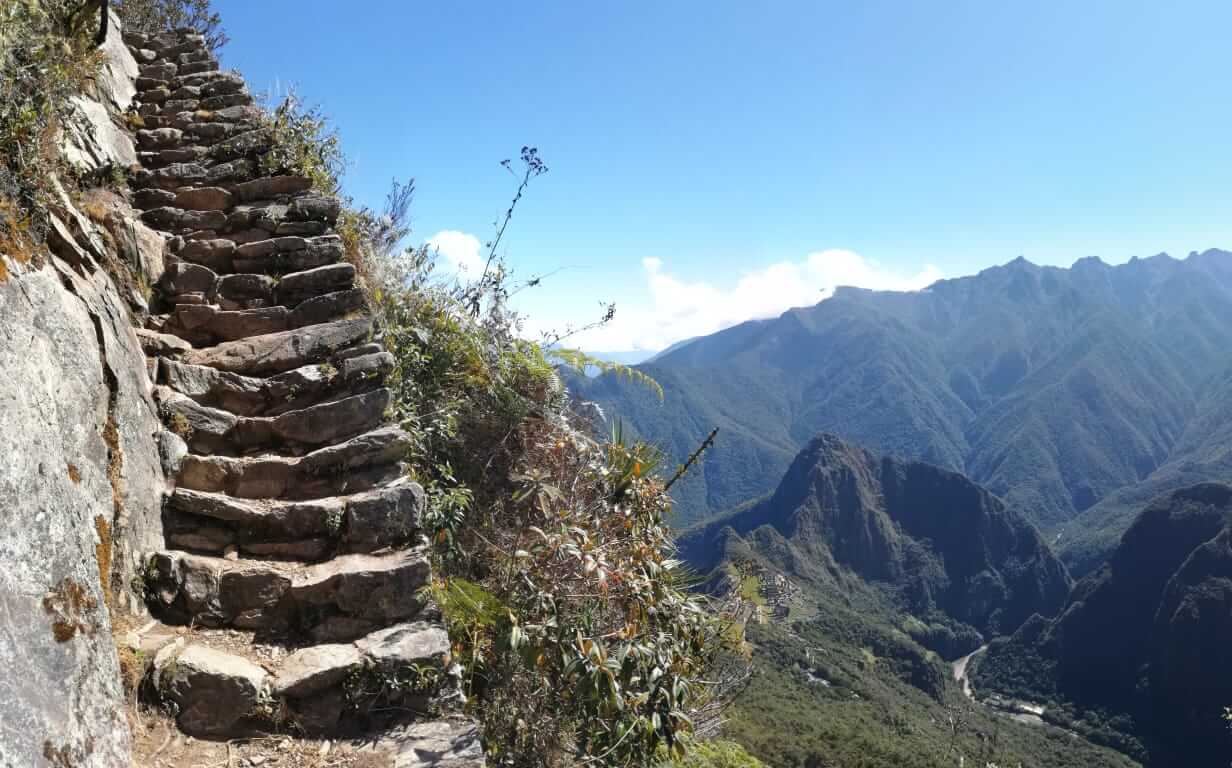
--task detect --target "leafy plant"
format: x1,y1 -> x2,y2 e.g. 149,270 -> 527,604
0,0 -> 104,242
550,348 -> 664,401
259,90 -> 345,196
356,154 -> 735,766
114,0 -> 228,51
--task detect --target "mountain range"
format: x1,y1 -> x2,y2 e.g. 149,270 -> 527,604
574,250 -> 1232,575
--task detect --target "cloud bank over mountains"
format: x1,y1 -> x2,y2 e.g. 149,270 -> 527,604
563,248 -> 943,353
426,230 -> 942,353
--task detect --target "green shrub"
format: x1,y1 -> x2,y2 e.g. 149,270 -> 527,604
0,0 -> 103,244
114,0 -> 227,51
360,166 -> 733,765
258,90 -> 345,195
666,740 -> 767,768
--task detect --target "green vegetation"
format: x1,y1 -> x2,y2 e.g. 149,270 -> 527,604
678,434 -> 1071,653
114,0 -> 228,50
0,0 -> 225,263
725,600 -> 1138,768
738,574 -> 765,608
228,29 -> 734,761
666,739 -> 766,768
342,159 -> 734,766
0,0 -> 104,256
551,348 -> 664,400
259,90 -> 345,195
666,434 -> 1144,766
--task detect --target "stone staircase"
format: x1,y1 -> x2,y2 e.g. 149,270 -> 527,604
120,27 -> 483,766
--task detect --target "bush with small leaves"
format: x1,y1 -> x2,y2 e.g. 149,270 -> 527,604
362,159 -> 735,766
114,0 -> 227,51
259,90 -> 345,196
0,1 -> 104,245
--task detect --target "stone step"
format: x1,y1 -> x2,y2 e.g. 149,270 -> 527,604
182,317 -> 372,375
286,288 -> 367,328
135,146 -> 207,169
164,479 -> 425,557
158,384 -> 390,454
163,296 -> 363,344
148,642 -> 266,737
134,158 -> 256,191
142,204 -> 227,233
141,90 -> 253,118
206,127 -> 271,163
231,175 -> 314,202
146,621 -> 451,737
164,303 -> 291,344
135,327 -> 193,357
175,426 -> 411,498
226,200 -> 340,241
368,719 -> 485,768
155,277 -> 361,343
277,262 -> 356,307
145,548 -> 433,639
175,233 -> 342,275
160,289 -> 364,345
158,350 -> 392,416
199,104 -> 264,124
141,105 -> 262,136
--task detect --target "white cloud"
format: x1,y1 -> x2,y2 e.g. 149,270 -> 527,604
571,249 -> 943,352
427,230 -> 484,275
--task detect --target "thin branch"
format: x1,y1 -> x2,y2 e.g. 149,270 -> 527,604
471,147 -> 548,316
664,428 -> 719,492
541,302 -> 616,348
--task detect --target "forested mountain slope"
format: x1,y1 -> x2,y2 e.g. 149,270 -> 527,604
680,434 -> 1070,651
974,483 -> 1232,766
673,435 -> 1134,768
574,251 -> 1232,573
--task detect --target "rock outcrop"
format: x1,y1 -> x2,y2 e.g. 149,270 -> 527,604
116,25 -> 483,763
1,14 -> 166,768
679,434 -> 1072,651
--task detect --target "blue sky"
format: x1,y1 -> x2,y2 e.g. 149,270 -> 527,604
213,0 -> 1232,352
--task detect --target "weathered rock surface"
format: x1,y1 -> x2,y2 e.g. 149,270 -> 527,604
182,318 -> 372,375
357,621 -> 450,668
275,261 -> 355,304
375,720 -> 487,768
2,18 -> 166,768
153,642 -> 267,736
146,548 -> 431,635
273,643 -> 361,697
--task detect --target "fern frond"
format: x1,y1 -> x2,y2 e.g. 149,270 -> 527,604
548,348 -> 665,400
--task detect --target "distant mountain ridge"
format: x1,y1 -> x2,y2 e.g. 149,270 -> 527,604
680,434 -> 1071,654
573,250 -> 1232,574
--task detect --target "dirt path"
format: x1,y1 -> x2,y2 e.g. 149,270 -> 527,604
951,645 -> 988,700
952,646 -> 1052,727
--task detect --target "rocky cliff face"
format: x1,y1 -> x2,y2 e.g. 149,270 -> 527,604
680,434 -> 1071,645
1,12 -> 167,767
